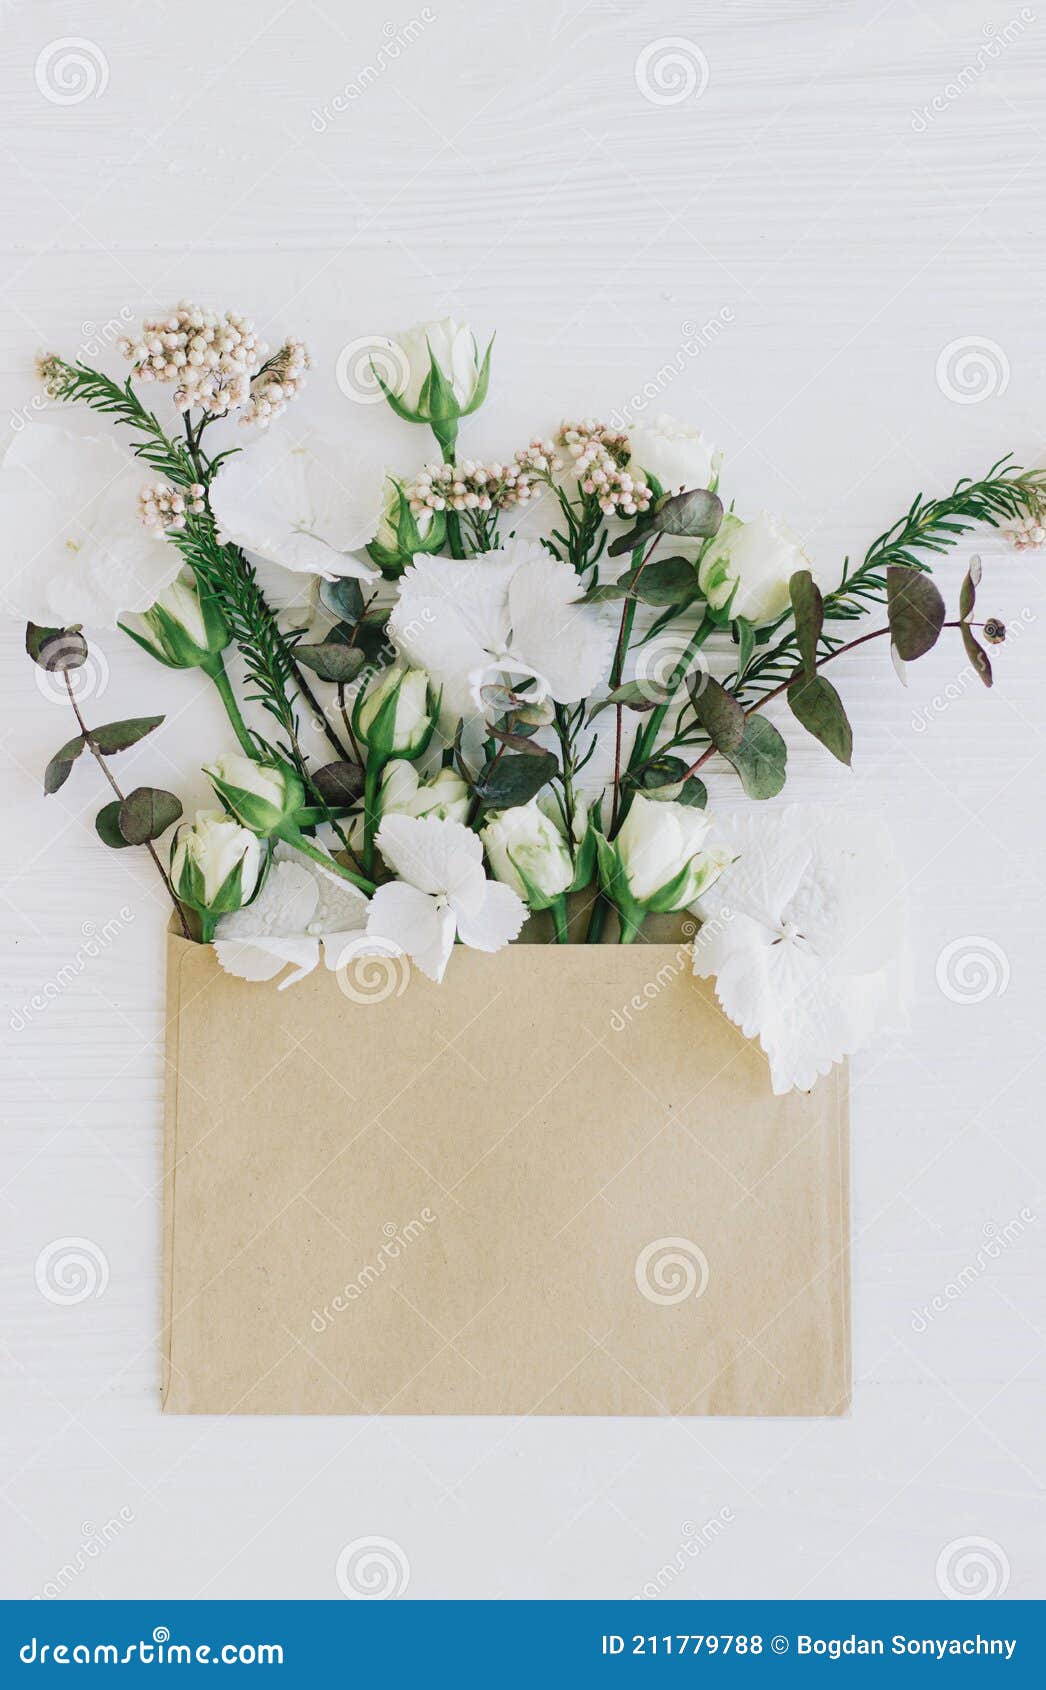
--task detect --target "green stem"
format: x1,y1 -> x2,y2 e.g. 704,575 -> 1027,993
549,895 -> 569,944
585,898 -> 609,944
205,656 -> 258,757
618,916 -> 643,944
628,617 -> 715,778
440,436 -> 466,559
362,758 -> 384,876
279,827 -> 376,895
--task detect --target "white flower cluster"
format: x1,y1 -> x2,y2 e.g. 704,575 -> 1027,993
406,446 -> 557,518
137,480 -> 206,535
557,419 -> 652,517
118,304 -> 308,426
1003,516 -> 1046,550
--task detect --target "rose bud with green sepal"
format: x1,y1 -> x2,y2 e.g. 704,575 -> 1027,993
171,809 -> 262,941
120,572 -> 230,671
367,477 -> 447,577
203,752 -> 306,837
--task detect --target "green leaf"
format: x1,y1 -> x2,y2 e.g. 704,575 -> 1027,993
733,615 -> 756,679
352,612 -> 392,664
26,622 -> 88,672
488,725 -> 548,754
294,641 -> 367,684
311,760 -> 365,804
607,519 -> 658,558
958,554 -> 981,622
634,754 -> 689,790
789,569 -> 824,678
44,734 -> 86,794
676,777 -> 708,808
634,556 -> 702,607
117,786 -> 183,845
588,681 -> 665,719
473,750 -> 557,809
961,620 -> 993,688
721,715 -> 788,799
95,801 -> 132,849
690,675 -> 745,752
654,487 -> 724,539
887,565 -> 946,660
318,578 -> 365,624
91,716 -> 164,754
787,675 -> 853,765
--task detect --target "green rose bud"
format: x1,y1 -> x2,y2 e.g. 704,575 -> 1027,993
171,809 -> 262,938
203,752 -> 306,837
353,665 -> 437,762
596,794 -> 731,938
120,572 -> 230,670
480,797 -> 574,910
367,478 -> 446,577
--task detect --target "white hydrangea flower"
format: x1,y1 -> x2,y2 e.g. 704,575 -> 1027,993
388,538 -> 615,726
214,841 -> 369,988
0,426 -> 181,629
209,429 -> 383,579
692,805 -> 909,1094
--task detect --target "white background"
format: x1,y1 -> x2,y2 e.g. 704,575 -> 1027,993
1,0 -> 1044,1603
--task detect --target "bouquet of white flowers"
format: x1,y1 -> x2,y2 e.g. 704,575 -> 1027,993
7,307 -> 1035,1088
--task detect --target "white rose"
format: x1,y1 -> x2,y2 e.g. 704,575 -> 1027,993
699,511 -> 829,626
625,413 -> 721,495
354,665 -> 434,759
481,798 -> 574,907
393,318 -> 480,412
203,753 -> 305,835
375,481 -> 435,552
171,809 -> 261,913
614,794 -> 728,911
382,760 -> 470,823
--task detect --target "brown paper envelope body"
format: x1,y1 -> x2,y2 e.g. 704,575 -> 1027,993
163,931 -> 850,1416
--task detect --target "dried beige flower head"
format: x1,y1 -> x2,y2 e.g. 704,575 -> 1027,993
557,419 -> 652,518
117,303 -> 308,425
137,480 -> 206,534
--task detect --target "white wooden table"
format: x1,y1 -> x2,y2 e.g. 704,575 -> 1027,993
0,0 -> 1043,1601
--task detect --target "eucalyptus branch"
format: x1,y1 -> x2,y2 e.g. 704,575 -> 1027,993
63,673 -> 190,937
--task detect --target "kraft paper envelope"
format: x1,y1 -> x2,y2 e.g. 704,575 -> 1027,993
162,926 -> 850,1416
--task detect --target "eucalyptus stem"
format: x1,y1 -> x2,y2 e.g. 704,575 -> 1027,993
64,674 -> 191,938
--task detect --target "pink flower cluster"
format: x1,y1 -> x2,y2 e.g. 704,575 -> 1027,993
407,442 -> 561,517
137,480 -> 206,534
118,303 -> 308,426
557,420 -> 652,518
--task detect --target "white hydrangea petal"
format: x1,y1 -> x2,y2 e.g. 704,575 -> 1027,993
506,550 -> 615,704
215,860 -> 319,940
692,805 -> 908,1094
209,430 -> 381,578
0,427 -> 181,629
375,813 -> 482,896
214,935 -> 320,987
389,551 -> 517,725
454,880 -> 527,954
366,881 -> 456,983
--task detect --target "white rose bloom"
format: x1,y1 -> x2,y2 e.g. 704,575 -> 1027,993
615,794 -> 728,910
0,426 -> 181,629
625,413 -> 721,495
381,760 -> 470,823
171,810 -> 261,910
203,753 -> 304,835
392,318 -> 480,411
698,511 -> 830,626
481,798 -> 574,905
209,429 -> 382,580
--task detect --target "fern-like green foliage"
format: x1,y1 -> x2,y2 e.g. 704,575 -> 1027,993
38,357 -> 194,485
734,458 -> 1046,705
